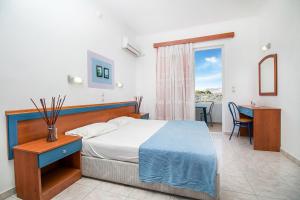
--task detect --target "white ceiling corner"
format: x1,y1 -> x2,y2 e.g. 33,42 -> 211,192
99,0 -> 266,35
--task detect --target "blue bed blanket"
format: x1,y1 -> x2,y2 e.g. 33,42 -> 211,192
139,120 -> 217,197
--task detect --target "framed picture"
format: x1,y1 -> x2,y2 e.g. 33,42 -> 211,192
87,50 -> 114,89
104,68 -> 109,79
96,65 -> 103,77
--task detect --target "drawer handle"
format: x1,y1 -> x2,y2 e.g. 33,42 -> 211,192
62,149 -> 67,154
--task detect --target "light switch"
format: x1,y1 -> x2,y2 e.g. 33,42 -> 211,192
101,93 -> 104,102
232,86 -> 236,93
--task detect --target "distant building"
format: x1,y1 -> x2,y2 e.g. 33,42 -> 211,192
195,88 -> 222,103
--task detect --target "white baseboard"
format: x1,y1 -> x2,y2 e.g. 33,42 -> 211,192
281,148 -> 300,166
0,188 -> 15,200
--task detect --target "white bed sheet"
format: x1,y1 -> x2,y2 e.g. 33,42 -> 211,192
82,119 -> 167,163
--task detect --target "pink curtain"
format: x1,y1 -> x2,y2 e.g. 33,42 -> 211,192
155,43 -> 195,120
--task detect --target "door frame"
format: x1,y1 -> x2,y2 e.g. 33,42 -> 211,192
193,43 -> 226,132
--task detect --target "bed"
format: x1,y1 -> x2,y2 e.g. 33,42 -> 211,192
6,101 -> 219,200
80,118 -> 220,200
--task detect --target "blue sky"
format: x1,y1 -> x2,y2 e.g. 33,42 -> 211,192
195,48 -> 222,90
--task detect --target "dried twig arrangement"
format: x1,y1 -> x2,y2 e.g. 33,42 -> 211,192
30,95 -> 66,142
134,96 -> 143,114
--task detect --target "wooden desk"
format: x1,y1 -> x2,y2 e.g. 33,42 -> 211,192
239,105 -> 281,152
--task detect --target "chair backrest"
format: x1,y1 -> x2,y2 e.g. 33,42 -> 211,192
228,102 -> 240,123
208,101 -> 214,115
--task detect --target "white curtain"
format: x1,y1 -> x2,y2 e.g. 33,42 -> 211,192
155,43 -> 195,120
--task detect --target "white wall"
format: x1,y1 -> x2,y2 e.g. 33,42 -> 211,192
0,0 -> 137,193
256,0 -> 300,160
212,103 -> 222,123
135,17 -> 260,133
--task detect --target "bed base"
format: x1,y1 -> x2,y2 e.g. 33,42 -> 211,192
82,156 -> 220,200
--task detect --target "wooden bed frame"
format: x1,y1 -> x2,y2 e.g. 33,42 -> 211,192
6,101 -> 219,200
6,101 -> 136,159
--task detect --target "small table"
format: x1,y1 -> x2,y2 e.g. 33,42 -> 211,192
195,104 -> 208,124
128,113 -> 149,119
13,135 -> 82,200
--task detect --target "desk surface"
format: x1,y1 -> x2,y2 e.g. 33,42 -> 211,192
14,135 -> 81,154
239,105 -> 281,110
195,103 -> 209,108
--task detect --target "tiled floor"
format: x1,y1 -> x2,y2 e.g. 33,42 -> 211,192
6,133 -> 300,200
208,123 -> 222,133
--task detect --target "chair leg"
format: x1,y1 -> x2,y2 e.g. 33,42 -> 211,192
247,124 -> 252,144
209,115 -> 213,127
237,126 -> 240,137
229,125 -> 235,140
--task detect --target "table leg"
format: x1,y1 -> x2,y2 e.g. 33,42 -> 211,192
203,107 -> 208,124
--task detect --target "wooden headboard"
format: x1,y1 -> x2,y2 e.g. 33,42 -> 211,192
6,101 -> 136,159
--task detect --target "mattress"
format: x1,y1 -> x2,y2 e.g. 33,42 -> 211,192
82,156 -> 220,200
82,119 -> 167,163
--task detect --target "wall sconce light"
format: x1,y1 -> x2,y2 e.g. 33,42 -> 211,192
261,43 -> 271,51
68,75 -> 83,84
96,11 -> 104,19
116,82 -> 124,88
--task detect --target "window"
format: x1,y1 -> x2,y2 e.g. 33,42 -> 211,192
195,48 -> 222,103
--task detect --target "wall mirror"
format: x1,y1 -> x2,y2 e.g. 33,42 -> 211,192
259,54 -> 277,96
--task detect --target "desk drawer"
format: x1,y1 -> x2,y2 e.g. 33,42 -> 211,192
38,139 -> 82,168
239,106 -> 253,118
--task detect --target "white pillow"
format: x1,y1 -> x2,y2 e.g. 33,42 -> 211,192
65,123 -> 117,139
107,116 -> 135,127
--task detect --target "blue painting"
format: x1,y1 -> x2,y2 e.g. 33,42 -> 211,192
87,50 -> 114,89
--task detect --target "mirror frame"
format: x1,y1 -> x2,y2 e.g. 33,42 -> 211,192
259,54 -> 278,96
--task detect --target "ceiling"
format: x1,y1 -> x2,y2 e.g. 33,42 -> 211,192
99,0 -> 265,35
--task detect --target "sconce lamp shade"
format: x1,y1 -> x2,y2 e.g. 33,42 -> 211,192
68,75 -> 83,84
116,82 -> 124,88
261,43 -> 271,51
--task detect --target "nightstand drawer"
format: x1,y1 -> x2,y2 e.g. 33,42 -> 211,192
38,139 -> 82,168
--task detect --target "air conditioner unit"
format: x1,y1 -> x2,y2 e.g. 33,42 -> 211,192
122,37 -> 143,57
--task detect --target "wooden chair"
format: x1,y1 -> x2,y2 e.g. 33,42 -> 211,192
228,102 -> 253,144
